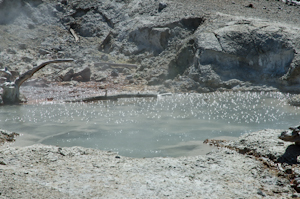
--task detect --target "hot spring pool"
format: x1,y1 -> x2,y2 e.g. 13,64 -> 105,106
0,92 -> 299,158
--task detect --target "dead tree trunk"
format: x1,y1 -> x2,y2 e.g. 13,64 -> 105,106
0,59 -> 74,104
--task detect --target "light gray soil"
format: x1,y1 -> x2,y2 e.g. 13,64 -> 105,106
0,129 -> 297,198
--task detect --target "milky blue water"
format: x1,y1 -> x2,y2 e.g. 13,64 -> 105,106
0,92 -> 299,157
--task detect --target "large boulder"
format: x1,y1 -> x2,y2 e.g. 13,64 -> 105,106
193,17 -> 297,84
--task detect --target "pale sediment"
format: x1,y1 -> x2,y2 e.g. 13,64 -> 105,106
0,129 -> 297,198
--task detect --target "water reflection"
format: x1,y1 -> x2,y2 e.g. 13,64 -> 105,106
0,92 -> 299,158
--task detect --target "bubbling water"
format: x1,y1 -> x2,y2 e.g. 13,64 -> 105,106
0,92 -> 299,157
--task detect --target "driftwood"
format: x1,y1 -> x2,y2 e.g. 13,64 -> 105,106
65,93 -> 158,103
70,28 -> 79,42
0,59 -> 74,104
279,125 -> 300,145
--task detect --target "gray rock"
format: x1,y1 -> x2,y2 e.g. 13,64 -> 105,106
158,2 -> 167,12
111,69 -> 119,77
126,75 -> 133,80
59,68 -> 74,81
191,16 -> 300,90
92,71 -> 107,82
38,49 -> 51,56
288,94 -> 300,106
148,76 -> 160,85
224,129 -> 290,161
122,68 -> 131,75
6,48 -> 16,54
101,54 -> 109,61
164,79 -> 173,88
74,67 -> 91,82
21,56 -> 33,63
127,26 -> 170,55
18,43 -> 27,50
196,86 -> 210,93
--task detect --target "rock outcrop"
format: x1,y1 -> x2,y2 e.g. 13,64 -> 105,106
1,0 -> 300,94
188,15 -> 300,92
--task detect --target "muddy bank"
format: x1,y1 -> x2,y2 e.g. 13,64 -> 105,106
0,129 -> 298,198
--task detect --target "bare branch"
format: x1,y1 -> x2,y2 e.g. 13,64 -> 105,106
15,59 -> 74,87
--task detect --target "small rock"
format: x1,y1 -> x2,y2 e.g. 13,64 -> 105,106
126,75 -> 133,80
285,166 -> 293,174
61,0 -> 68,5
59,68 -> 74,81
28,24 -> 35,29
148,77 -> 160,85
18,43 -> 27,50
164,79 -> 173,88
101,54 -> 109,61
158,2 -> 167,12
292,193 -> 300,198
245,3 -> 254,8
122,68 -> 131,75
39,49 -> 50,55
196,87 -> 210,93
0,161 -> 6,165
6,48 -> 16,54
257,189 -> 266,197
21,56 -> 33,63
111,69 -> 119,77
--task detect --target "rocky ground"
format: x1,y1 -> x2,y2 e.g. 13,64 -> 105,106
0,129 -> 299,198
1,0 -> 300,198
1,0 -> 300,98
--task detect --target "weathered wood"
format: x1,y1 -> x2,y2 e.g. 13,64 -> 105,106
0,59 -> 74,104
15,59 -> 74,87
65,93 -> 158,103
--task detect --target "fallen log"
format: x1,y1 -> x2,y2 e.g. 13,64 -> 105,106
65,93 -> 158,102
96,62 -> 138,69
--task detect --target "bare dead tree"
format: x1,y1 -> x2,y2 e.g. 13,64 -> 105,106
0,59 -> 74,104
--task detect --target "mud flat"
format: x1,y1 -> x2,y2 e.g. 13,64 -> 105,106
0,129 -> 298,198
